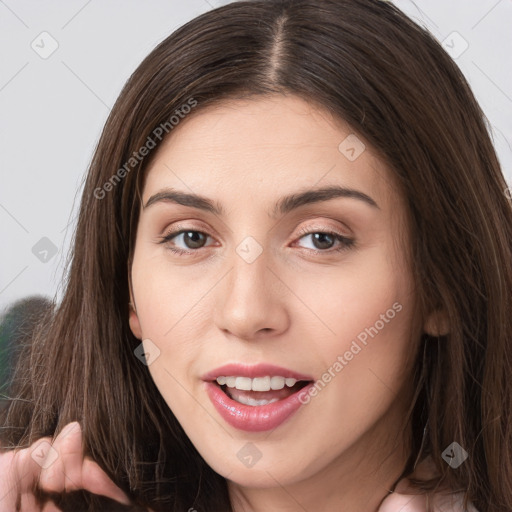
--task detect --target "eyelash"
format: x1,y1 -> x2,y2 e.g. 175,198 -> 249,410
158,225 -> 355,256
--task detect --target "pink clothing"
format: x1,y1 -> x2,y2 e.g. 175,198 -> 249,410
377,457 -> 479,512
378,489 -> 479,512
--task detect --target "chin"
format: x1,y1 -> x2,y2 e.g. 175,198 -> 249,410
224,465 -> 301,488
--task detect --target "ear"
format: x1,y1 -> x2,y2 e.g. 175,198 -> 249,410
129,303 -> 142,340
128,285 -> 142,340
423,309 -> 450,337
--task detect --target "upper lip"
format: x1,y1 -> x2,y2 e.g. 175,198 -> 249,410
202,363 -> 314,382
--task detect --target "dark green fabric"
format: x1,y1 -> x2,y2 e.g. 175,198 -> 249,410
0,296 -> 52,398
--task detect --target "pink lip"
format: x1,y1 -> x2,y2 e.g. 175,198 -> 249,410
204,381 -> 314,432
201,363 -> 314,381
202,363 -> 314,432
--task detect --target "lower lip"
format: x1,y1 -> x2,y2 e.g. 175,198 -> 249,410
204,381 -> 313,432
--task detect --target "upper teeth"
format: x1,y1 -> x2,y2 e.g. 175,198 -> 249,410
216,376 -> 298,391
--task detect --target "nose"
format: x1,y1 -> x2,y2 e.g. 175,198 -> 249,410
213,242 -> 290,342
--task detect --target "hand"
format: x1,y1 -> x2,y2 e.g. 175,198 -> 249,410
0,421 -> 131,511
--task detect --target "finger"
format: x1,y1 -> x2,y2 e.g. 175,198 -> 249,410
81,458 -> 131,505
38,422 -> 84,493
19,491 -> 62,512
39,422 -> 130,505
11,436 -> 55,491
41,501 -> 62,512
19,492 -> 41,511
0,449 -> 41,510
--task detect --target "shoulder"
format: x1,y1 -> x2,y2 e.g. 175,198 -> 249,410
378,489 -> 480,512
378,456 -> 480,512
434,491 -> 480,512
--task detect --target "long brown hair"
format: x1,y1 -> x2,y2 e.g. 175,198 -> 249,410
2,0 -> 511,511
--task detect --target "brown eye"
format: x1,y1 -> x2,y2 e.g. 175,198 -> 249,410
159,229 -> 213,253
308,232 -> 336,250
295,229 -> 355,253
179,231 -> 208,249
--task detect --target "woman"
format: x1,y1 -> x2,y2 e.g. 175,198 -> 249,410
1,0 -> 511,510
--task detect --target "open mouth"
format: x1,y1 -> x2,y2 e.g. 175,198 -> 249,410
204,372 -> 315,431
213,378 -> 312,407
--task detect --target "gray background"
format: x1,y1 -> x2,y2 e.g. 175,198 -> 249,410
1,0 -> 511,311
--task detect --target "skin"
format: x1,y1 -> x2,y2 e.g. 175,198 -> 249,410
0,422 -> 130,510
0,94 -> 448,511
128,93 -> 438,512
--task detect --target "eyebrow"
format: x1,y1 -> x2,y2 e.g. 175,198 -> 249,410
143,185 -> 379,217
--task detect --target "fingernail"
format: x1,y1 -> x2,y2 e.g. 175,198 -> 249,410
59,421 -> 80,437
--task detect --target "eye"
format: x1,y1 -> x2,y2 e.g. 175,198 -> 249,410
158,226 -> 355,256
158,228 -> 215,255
294,227 -> 355,253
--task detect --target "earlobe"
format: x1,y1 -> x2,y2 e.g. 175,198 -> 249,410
128,300 -> 142,340
128,269 -> 142,339
423,309 -> 450,337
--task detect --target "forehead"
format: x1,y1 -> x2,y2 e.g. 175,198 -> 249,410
142,94 -> 398,211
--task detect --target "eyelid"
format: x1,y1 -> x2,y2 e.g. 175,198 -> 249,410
159,221 -> 350,243
294,222 -> 352,239
160,221 -> 214,239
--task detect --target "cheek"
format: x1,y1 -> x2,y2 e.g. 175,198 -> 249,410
131,252 -> 211,339
297,245 -> 411,345
297,245 -> 415,401
130,254 -> 212,400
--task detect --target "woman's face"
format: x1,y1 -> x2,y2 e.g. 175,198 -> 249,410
129,94 -> 419,494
